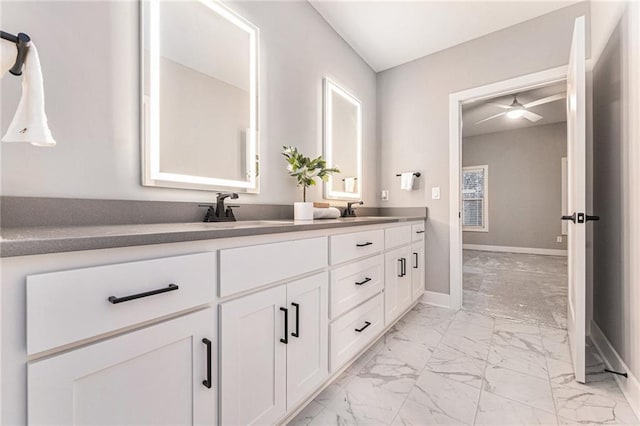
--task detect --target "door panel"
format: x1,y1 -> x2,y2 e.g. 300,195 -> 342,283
28,309 -> 215,425
411,242 -> 425,301
566,15 -> 587,384
384,246 -> 412,325
286,273 -> 329,409
220,285 -> 287,425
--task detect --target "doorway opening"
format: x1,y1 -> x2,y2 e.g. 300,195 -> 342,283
459,81 -> 568,328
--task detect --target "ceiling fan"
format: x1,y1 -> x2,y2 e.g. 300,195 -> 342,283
474,92 -> 566,125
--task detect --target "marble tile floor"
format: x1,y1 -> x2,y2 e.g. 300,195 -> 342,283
288,303 -> 639,425
463,250 -> 569,329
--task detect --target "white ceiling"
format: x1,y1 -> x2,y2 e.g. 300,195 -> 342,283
462,81 -> 567,137
309,0 -> 580,72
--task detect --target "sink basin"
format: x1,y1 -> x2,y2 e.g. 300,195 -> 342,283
201,220 -> 293,229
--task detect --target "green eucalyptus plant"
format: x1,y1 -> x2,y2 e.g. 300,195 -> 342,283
282,146 -> 340,202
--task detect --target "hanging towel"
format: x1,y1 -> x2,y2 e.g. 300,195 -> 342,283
313,207 -> 341,219
1,41 -> 56,147
400,172 -> 415,191
344,177 -> 356,193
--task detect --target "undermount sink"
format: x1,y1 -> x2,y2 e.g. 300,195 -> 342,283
201,220 -> 293,228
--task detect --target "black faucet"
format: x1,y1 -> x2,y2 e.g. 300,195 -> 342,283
342,201 -> 364,217
200,193 -> 239,222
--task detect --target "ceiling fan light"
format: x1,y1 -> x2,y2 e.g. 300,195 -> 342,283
507,108 -> 525,119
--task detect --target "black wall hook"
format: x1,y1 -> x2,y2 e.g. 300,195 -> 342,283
1,30 -> 31,76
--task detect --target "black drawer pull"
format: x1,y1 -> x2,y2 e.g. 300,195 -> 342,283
202,338 -> 212,389
355,277 -> 372,286
356,242 -> 373,247
416,230 -> 425,234
397,258 -> 403,277
280,307 -> 288,344
413,252 -> 419,269
291,302 -> 300,338
108,283 -> 178,304
355,321 -> 371,333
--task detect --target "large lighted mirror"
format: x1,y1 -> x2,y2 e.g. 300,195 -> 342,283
141,0 -> 259,192
323,78 -> 362,200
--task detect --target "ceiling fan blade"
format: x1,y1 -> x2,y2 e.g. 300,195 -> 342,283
474,112 -> 506,125
487,102 -> 511,110
523,111 -> 543,122
523,93 -> 566,109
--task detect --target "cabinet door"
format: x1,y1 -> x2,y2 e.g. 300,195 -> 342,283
28,309 -> 215,425
286,273 -> 329,409
411,242 -> 425,301
384,246 -> 412,325
220,285 -> 287,426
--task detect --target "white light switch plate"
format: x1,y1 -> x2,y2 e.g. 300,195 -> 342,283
557,236 -> 563,243
431,187 -> 441,200
381,190 -> 389,201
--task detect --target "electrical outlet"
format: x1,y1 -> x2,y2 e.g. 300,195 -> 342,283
557,236 -> 563,243
381,189 -> 389,201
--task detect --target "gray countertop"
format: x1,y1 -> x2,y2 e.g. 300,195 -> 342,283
0,216 -> 426,258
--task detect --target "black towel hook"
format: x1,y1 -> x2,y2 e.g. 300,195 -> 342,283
1,30 -> 31,76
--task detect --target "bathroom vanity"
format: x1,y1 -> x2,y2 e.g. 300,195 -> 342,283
0,216 -> 426,425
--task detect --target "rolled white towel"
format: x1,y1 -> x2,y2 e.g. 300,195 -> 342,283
344,177 -> 356,193
2,41 -> 56,147
313,207 -> 341,220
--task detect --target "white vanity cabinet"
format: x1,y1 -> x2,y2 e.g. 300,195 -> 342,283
384,245 -> 413,324
219,273 -> 328,425
411,241 -> 425,301
28,308 -> 216,425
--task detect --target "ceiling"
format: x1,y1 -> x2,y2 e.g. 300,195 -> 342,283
308,1 -> 580,72
462,82 -> 567,137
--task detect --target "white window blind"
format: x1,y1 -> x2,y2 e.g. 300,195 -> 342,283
462,166 -> 488,231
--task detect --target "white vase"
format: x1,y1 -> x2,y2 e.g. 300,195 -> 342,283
294,202 -> 314,221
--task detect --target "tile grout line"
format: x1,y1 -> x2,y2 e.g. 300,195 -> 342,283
471,314 -> 495,425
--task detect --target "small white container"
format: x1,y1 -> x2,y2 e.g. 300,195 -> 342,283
294,202 -> 314,221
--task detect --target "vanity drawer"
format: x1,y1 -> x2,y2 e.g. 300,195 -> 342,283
329,229 -> 384,265
219,237 -> 327,297
412,222 -> 425,242
27,253 -> 216,355
385,225 -> 412,249
329,293 -> 384,372
330,255 -> 384,319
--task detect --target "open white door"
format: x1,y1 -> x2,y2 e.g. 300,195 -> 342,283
564,15 -> 588,384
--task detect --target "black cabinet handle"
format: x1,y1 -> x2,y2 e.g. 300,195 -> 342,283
291,302 -> 300,338
413,252 -> 419,269
280,307 -> 288,344
416,230 -> 425,234
397,258 -> 403,277
355,321 -> 372,333
356,242 -> 373,247
108,283 -> 178,304
355,277 -> 372,286
202,338 -> 212,389
401,258 -> 407,277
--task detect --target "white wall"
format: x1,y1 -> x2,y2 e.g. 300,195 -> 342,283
377,2 -> 590,294
0,1 -> 377,205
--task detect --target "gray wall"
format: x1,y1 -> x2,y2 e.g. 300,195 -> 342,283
462,123 -> 567,250
0,1 -> 377,206
377,2 -> 590,294
591,2 -> 639,380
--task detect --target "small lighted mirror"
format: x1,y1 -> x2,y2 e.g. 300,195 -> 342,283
141,0 -> 259,192
323,78 -> 362,200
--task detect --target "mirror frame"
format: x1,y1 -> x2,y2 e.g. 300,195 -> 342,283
323,78 -> 362,200
141,0 -> 260,192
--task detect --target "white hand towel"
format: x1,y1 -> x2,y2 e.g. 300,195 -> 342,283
344,177 -> 356,193
313,207 -> 341,220
2,42 -> 56,147
400,172 -> 415,191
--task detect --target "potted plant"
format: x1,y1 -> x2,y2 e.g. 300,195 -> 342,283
282,146 -> 339,221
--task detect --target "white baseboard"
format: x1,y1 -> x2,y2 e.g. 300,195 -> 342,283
421,291 -> 452,309
590,320 -> 640,420
463,244 -> 567,256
